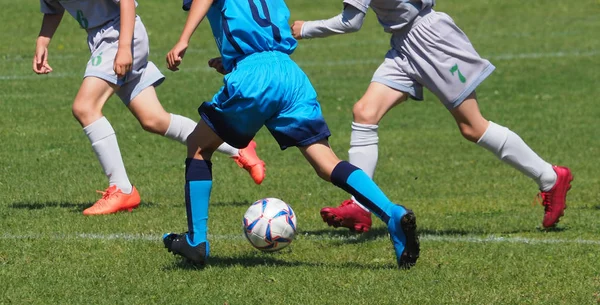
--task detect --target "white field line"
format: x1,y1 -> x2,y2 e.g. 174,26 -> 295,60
1,49 -> 599,81
2,232 -> 600,245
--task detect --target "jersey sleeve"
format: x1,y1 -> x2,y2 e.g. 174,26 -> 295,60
40,0 -> 64,14
343,0 -> 370,13
301,5 -> 365,39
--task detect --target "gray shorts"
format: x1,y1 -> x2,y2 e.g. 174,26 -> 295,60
372,9 -> 495,109
85,16 -> 165,104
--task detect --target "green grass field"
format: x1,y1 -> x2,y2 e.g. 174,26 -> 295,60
2,0 -> 600,304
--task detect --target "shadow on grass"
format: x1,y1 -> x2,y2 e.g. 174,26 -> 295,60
299,227 -> 389,245
303,225 -> 549,245
9,201 -> 159,212
162,254 -> 397,271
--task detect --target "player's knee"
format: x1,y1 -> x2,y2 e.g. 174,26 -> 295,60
458,124 -> 482,143
139,116 -> 168,135
71,101 -> 99,124
352,100 -> 379,124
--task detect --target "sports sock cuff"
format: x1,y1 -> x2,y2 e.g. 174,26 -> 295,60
350,122 -> 379,146
330,161 -> 360,188
476,121 -> 508,151
164,113 -> 178,137
185,158 -> 213,181
83,116 -> 115,143
165,114 -> 197,144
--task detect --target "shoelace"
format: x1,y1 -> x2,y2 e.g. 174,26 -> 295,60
535,192 -> 552,210
235,149 -> 265,168
340,199 -> 355,207
94,187 -> 119,206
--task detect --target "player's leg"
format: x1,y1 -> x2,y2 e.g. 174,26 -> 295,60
125,84 -> 266,184
351,82 -> 408,182
163,66 -> 268,266
297,140 -> 419,268
451,93 -> 573,228
393,10 -> 571,228
71,76 -> 140,215
77,20 -> 144,215
321,53 -> 413,233
263,55 -> 419,267
163,119 -> 224,267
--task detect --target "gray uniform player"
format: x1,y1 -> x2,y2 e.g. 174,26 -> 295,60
291,0 -> 572,231
33,0 -> 266,215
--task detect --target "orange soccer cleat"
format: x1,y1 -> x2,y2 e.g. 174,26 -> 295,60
83,185 -> 141,215
232,140 -> 266,185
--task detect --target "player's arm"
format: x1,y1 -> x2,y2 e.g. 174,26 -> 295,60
291,4 -> 365,40
166,0 -> 214,71
33,12 -> 64,74
114,0 -> 136,78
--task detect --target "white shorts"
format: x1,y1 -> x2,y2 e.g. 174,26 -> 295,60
85,16 -> 165,104
372,9 -> 495,109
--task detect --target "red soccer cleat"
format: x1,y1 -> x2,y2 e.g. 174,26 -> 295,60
538,166 -> 573,228
83,185 -> 141,215
232,140 -> 266,185
320,199 -> 372,233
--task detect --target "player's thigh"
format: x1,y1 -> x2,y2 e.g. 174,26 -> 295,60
353,81 -> 409,124
297,139 -> 341,182
397,12 -> 495,110
127,86 -> 171,135
265,88 -> 331,151
198,87 -> 269,149
187,119 -> 224,160
72,77 -> 116,126
449,92 -> 489,142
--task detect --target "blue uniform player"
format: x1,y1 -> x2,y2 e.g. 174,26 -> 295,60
162,0 -> 420,269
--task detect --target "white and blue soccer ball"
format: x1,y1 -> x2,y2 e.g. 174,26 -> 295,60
242,198 -> 297,252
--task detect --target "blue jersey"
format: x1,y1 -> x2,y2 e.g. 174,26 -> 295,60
184,0 -> 297,71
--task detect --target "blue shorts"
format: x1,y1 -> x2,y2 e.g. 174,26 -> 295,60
199,51 -> 330,150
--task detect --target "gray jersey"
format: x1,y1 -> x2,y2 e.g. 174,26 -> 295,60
40,0 -> 137,30
343,0 -> 434,32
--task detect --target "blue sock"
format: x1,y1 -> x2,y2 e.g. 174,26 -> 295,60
185,158 -> 212,246
330,161 -> 404,223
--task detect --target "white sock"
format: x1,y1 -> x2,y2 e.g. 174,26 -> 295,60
348,122 -> 379,211
164,113 -> 239,157
164,113 -> 196,144
83,117 -> 133,194
216,143 -> 239,157
477,121 -> 557,191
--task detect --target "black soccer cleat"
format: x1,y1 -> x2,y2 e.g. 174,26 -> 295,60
387,206 -> 420,269
163,232 -> 209,267
398,210 -> 420,268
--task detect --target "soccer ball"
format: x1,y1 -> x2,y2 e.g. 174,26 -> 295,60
242,198 -> 297,252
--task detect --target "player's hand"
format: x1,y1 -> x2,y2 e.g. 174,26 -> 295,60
290,20 -> 305,40
166,41 -> 188,71
208,57 -> 227,75
32,44 -> 53,74
114,47 -> 133,78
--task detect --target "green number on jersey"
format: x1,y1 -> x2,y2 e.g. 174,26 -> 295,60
91,53 -> 103,67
